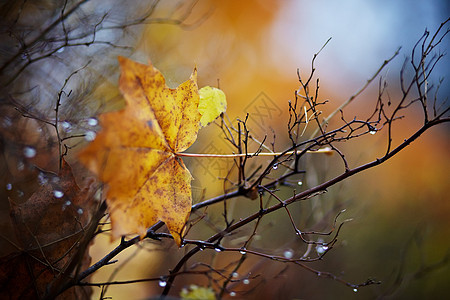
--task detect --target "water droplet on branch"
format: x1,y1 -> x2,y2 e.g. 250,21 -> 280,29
316,238 -> 328,254
85,131 -> 96,141
87,118 -> 98,126
316,243 -> 328,254
368,125 -> 377,135
23,146 -> 36,158
61,121 -> 72,133
53,190 -> 64,198
283,250 -> 294,259
158,279 -> 167,287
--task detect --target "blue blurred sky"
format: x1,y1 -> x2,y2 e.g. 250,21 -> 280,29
270,0 -> 449,97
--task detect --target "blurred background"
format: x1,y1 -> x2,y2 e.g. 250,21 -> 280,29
121,1 -> 450,298
1,0 -> 449,299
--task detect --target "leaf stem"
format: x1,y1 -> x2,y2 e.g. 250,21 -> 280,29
176,147 -> 332,158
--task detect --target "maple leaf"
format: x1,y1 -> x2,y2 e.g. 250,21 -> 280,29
180,284 -> 216,300
79,57 -> 224,245
198,86 -> 227,127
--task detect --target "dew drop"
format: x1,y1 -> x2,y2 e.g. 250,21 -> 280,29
77,208 -> 84,215
84,131 -> 96,141
239,250 -> 247,255
53,190 -> 64,198
57,47 -> 65,53
23,146 -> 36,158
353,288 -> 358,293
158,280 -> 167,287
369,130 -> 377,135
61,121 -> 72,133
214,247 -> 222,252
316,244 -> 328,254
232,272 -> 238,278
230,292 -> 236,297
317,272 -> 321,277
297,181 -> 303,186
273,163 -> 278,170
6,183 -> 12,191
283,250 -> 294,259
243,279 -> 250,285
316,238 -> 329,254
87,118 -> 98,126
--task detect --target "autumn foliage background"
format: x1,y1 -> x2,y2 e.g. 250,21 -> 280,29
1,0 -> 449,299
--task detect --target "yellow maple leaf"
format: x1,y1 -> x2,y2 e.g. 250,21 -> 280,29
198,86 -> 227,127
78,56 -> 221,245
180,285 -> 216,300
